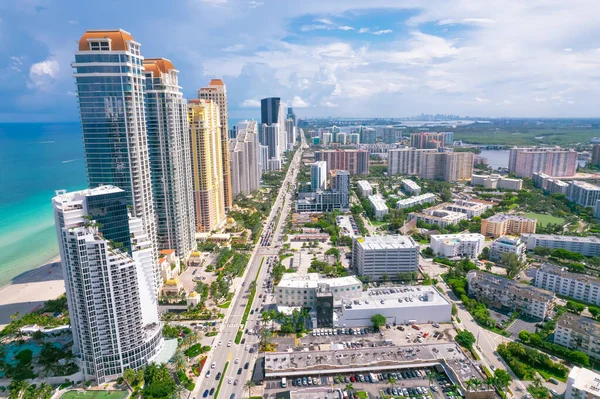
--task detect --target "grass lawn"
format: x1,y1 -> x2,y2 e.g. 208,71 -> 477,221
524,212 -> 565,227
61,391 -> 128,399
217,301 -> 231,309
357,391 -> 369,399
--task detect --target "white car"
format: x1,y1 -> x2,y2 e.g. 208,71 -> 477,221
228,340 -> 232,347
235,358 -> 239,364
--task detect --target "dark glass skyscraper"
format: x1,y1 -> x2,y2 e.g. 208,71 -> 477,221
261,97 -> 281,125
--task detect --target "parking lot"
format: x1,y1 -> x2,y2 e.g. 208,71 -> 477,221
263,365 -> 463,399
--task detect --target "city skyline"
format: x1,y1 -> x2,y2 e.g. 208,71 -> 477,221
4,1 -> 600,123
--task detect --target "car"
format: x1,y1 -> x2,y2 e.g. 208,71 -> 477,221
209,388 -> 215,396
234,379 -> 238,386
241,338 -> 246,344
216,372 -> 222,380
392,389 -> 398,395
218,341 -> 222,346
244,362 -> 250,369
227,340 -> 232,347
386,388 -> 392,395
307,377 -> 312,385
548,378 -> 559,385
228,378 -> 232,384
292,379 -> 297,386
344,376 -> 349,383
302,377 -> 308,386
350,376 -> 356,382
430,386 -> 438,392
550,389 -> 558,396
230,394 -> 235,399
249,347 -> 255,353
203,390 -> 209,398
206,370 -> 211,378
313,377 -> 318,385
235,358 -> 239,364
211,362 -> 216,369
250,310 -> 254,314
237,368 -> 242,375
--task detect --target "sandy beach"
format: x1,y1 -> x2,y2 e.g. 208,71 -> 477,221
0,256 -> 65,330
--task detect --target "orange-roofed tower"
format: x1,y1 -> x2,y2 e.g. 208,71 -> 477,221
198,79 -> 232,210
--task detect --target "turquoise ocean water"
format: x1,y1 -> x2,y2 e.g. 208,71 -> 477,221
0,123 -> 87,286
0,118 -> 252,287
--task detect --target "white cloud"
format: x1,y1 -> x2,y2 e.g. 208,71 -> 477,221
247,0 -> 263,8
563,48 -> 573,52
28,59 -> 59,90
222,44 -> 244,52
315,18 -> 334,25
10,56 -> 24,72
197,0 -> 227,4
372,29 -> 393,35
291,96 -> 310,108
240,98 -> 261,108
358,28 -> 370,33
475,97 -> 489,103
338,26 -> 354,31
300,24 -> 331,32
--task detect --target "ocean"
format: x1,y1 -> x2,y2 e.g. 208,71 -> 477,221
0,118 -> 253,287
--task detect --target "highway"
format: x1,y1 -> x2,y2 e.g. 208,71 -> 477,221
193,133 -> 308,399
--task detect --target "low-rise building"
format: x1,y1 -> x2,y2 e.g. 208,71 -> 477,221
430,233 -> 485,258
522,234 -> 600,257
444,199 -> 493,218
555,314 -> 600,361
357,180 -> 373,198
396,193 -> 436,209
334,286 -> 452,327
466,270 -> 555,320
368,194 -> 389,220
402,179 -> 421,195
566,367 -> 600,399
276,273 -> 363,308
533,172 -> 570,194
471,174 -> 523,190
408,208 -> 467,228
481,214 -> 537,237
534,263 -> 600,305
159,249 -> 181,281
352,235 -> 420,281
489,235 -> 526,262
567,181 -> 600,207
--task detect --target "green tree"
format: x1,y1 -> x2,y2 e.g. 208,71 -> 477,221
588,306 -> 600,320
494,369 -> 512,389
518,330 -> 530,342
566,301 -> 585,315
455,329 -> 476,350
440,188 -> 452,202
501,252 -> 527,279
371,314 -> 387,331
244,380 -> 257,398
451,303 -> 458,316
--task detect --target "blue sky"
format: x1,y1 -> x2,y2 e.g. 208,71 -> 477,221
2,0 -> 600,122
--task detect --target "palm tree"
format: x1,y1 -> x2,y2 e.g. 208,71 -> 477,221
245,380 -> 257,398
464,379 -> 474,392
336,374 -> 344,384
345,383 -> 354,393
388,377 -> 396,389
8,380 -> 29,399
531,375 -> 544,390
485,376 -> 496,391
472,378 -> 482,392
37,382 -> 54,399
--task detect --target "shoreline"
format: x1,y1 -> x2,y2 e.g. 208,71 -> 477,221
0,256 -> 66,330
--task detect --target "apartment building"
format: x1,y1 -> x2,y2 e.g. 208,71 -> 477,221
296,170 -> 350,212
396,193 -> 436,209
188,99 -> 226,232
53,186 -> 164,383
509,147 -> 578,178
229,120 -> 261,198
402,179 -> 421,195
144,58 -> 196,258
444,199 -> 493,218
276,273 -> 362,308
388,148 -> 437,176
466,270 -> 555,320
430,233 -> 485,258
314,149 -> 369,175
410,132 -> 453,149
357,180 -> 373,198
567,181 -> 600,207
311,161 -> 328,192
408,208 -> 467,228
387,148 -> 473,182
522,234 -> 600,257
198,79 -> 233,210
481,214 -> 537,237
565,367 -> 600,399
490,235 -> 526,262
532,172 -> 570,195
534,263 -> 600,305
471,174 -> 523,190
368,194 -> 389,220
555,314 -> 600,361
352,235 -> 420,280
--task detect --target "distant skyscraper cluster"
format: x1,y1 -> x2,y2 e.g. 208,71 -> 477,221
410,132 -> 453,149
61,28 -> 270,383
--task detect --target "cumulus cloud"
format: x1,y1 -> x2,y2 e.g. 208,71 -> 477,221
291,96 -> 310,108
240,98 -> 261,108
223,44 -> 244,52
28,59 -> 59,90
372,29 -> 393,35
338,26 -> 354,31
358,28 -> 370,33
247,0 -> 263,8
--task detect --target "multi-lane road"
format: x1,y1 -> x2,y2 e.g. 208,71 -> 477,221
192,134 -> 308,399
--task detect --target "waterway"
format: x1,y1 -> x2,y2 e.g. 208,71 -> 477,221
478,150 -> 510,169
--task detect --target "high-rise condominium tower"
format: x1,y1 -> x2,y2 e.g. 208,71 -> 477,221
261,97 -> 287,159
73,29 -> 159,289
311,161 -> 327,191
188,99 -> 226,232
198,79 -> 232,210
230,120 -> 261,198
144,58 -> 196,257
53,186 -> 163,383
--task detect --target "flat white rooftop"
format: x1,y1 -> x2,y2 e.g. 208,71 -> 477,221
568,367 -> 600,397
355,235 -> 419,251
341,286 -> 450,310
277,273 -> 361,289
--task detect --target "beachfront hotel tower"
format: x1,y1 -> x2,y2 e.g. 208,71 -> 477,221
143,58 -> 196,258
52,186 -> 164,384
229,120 -> 261,198
72,30 -> 160,289
198,79 -> 233,211
188,99 -> 226,232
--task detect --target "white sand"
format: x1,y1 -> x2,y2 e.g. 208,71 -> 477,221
0,257 -> 65,330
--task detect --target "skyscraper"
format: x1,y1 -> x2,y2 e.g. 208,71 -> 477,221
286,118 -> 296,150
144,58 -> 196,257
73,29 -> 159,287
314,149 -> 369,175
53,186 -> 163,383
287,107 -> 297,126
509,147 -> 578,178
261,97 -> 282,125
230,120 -> 261,197
188,99 -> 226,232
198,79 -> 233,211
311,161 -> 327,191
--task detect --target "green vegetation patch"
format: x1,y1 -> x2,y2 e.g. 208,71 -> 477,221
213,362 -> 229,399
61,391 -> 128,399
523,212 -> 565,227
